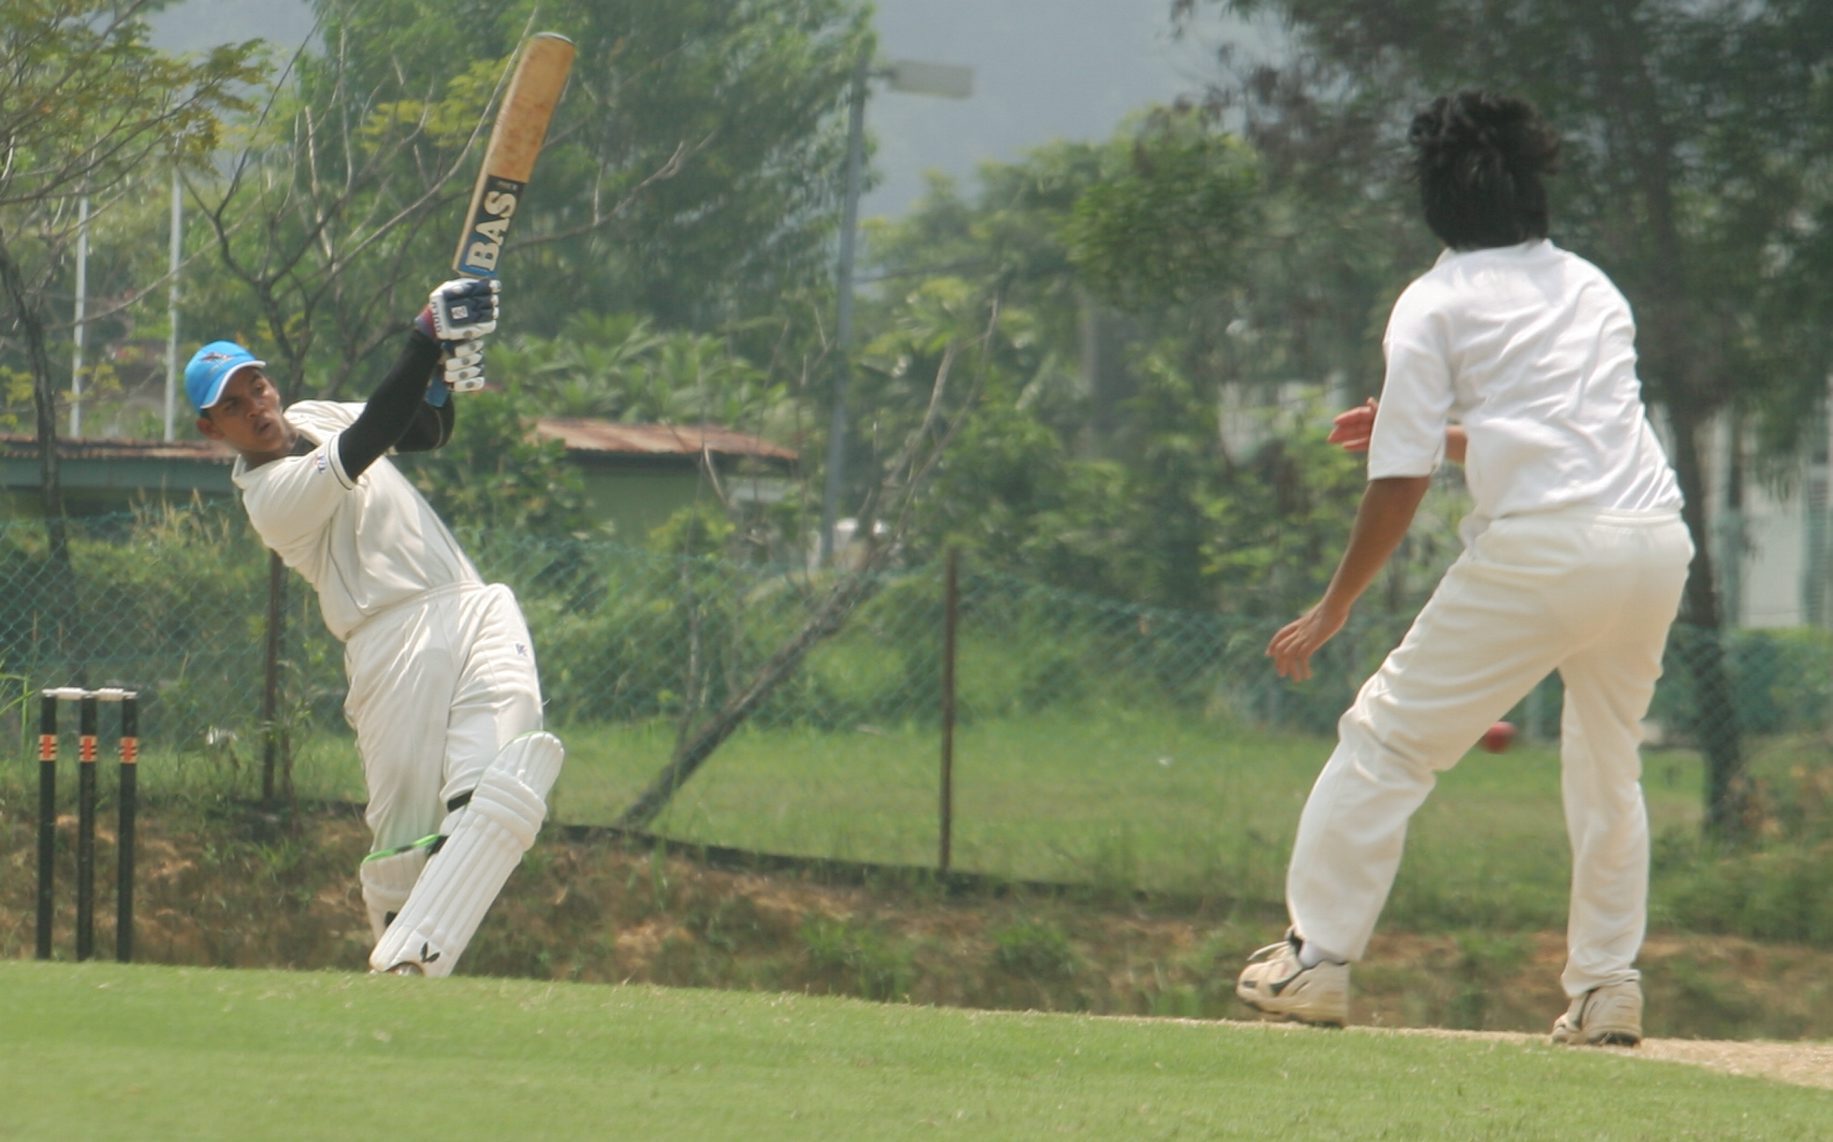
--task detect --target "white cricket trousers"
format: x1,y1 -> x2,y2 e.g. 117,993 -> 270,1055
1287,506 -> 1693,998
342,582 -> 545,852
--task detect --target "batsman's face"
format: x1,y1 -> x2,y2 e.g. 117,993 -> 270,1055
197,367 -> 292,464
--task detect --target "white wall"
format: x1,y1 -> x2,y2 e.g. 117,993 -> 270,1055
1705,388 -> 1833,630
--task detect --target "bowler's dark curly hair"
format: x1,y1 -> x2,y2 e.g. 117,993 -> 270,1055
1408,91 -> 1561,250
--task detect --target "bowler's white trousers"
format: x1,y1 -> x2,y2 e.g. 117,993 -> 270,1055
1287,506 -> 1693,998
342,582 -> 545,853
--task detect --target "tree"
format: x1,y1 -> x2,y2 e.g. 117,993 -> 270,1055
857,119 -> 1389,616
0,0 -> 258,561
1175,0 -> 1833,839
1063,108 -> 1261,313
184,16 -> 484,403
287,0 -> 869,343
491,313 -> 796,433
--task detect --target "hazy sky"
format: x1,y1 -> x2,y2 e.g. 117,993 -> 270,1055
864,0 -> 1246,217
147,0 -> 1253,220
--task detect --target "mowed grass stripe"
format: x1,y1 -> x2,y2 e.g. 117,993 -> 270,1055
2,962 -> 1826,1140
536,710 -> 1709,908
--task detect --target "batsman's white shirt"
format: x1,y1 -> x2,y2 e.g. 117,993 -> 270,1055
233,400 -> 544,857
1367,240 -> 1681,539
232,400 -> 480,639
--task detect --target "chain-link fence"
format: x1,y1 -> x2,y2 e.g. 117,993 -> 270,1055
3,500 -> 1830,874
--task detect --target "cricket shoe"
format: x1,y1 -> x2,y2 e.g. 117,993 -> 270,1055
1235,930 -> 1349,1027
1550,981 -> 1642,1047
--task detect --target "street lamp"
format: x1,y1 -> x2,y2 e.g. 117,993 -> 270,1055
818,50 -> 973,567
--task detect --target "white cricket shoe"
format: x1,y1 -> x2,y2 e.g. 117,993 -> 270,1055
1550,980 -> 1642,1046
1236,930 -> 1349,1027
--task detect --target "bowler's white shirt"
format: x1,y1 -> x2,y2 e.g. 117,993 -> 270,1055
1367,240 -> 1681,536
232,400 -> 480,641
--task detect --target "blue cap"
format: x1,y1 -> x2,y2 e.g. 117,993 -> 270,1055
185,341 -> 265,412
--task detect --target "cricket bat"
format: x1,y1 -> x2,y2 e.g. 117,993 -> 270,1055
452,32 -> 576,278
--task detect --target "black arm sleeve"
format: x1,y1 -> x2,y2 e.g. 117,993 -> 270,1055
335,330 -> 453,477
394,386 -> 455,455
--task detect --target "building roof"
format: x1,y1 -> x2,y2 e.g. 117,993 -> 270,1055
532,419 -> 798,464
0,433 -> 229,464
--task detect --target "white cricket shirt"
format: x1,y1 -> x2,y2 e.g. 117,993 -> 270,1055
1367,240 -> 1682,532
233,401 -> 481,641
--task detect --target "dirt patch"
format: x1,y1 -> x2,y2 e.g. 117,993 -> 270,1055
1341,1026 -> 1833,1093
1633,1036 -> 1833,1091
5,807 -> 1828,1091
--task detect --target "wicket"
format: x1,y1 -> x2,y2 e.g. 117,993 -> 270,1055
35,686 -> 139,962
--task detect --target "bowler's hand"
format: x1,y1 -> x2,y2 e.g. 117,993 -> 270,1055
1326,398 -> 1377,453
1267,599 -> 1350,683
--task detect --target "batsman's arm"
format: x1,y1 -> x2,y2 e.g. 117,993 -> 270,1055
338,276 -> 504,471
395,361 -> 456,454
337,331 -> 448,478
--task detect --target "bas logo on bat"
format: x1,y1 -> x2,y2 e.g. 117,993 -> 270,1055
457,175 -> 525,277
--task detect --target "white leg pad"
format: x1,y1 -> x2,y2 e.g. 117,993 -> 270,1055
369,732 -> 564,976
359,846 -> 430,941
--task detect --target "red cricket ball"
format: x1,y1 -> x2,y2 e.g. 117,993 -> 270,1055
1480,720 -> 1516,753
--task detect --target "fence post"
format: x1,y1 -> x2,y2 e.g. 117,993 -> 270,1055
939,548 -> 958,874
262,550 -> 284,805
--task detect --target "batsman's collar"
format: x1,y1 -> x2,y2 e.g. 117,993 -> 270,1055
185,341 -> 265,412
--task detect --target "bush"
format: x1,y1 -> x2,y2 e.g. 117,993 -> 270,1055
1653,625 -> 1833,742
798,917 -> 913,1002
1653,833 -> 1833,944
990,920 -> 1081,981
0,505 -> 281,748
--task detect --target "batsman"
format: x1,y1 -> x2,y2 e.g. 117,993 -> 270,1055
188,278 -> 564,976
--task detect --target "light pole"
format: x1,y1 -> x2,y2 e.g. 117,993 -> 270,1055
818,50 -> 973,567
70,195 -> 88,437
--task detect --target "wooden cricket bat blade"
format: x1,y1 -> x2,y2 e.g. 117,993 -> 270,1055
452,32 -> 576,277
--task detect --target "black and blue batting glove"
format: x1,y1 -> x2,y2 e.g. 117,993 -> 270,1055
414,277 -> 500,342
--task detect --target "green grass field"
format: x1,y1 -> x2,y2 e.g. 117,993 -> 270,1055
524,708 -> 1717,926
3,961 -> 1827,1141
543,709 -> 1702,861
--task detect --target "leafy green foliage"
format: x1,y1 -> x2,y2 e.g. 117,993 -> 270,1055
401,389 -> 591,539
798,917 -> 913,1002
0,2 -> 262,507
297,0 -> 868,335
492,313 -> 798,438
990,919 -> 1081,980
0,3 -> 260,210
0,503 -> 275,747
1063,109 -> 1262,311
857,128 -> 1393,616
